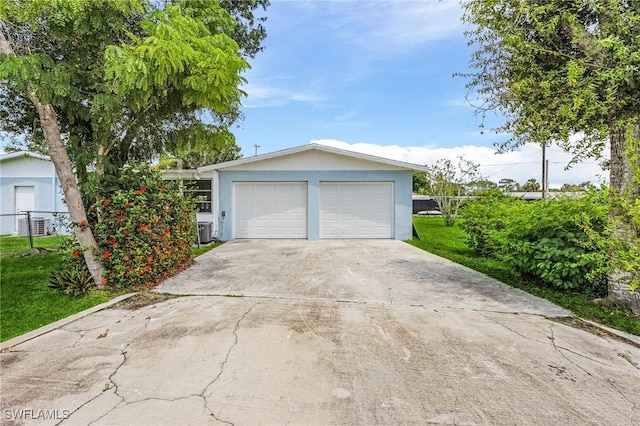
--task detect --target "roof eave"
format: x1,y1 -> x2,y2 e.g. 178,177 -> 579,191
197,144 -> 428,172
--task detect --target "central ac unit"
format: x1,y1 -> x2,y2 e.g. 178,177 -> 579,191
31,218 -> 49,236
197,222 -> 213,244
17,218 -> 50,236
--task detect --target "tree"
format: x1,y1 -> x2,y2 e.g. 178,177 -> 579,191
425,156 -> 482,226
155,125 -> 241,169
498,178 -> 519,192
413,171 -> 430,194
469,179 -> 497,194
462,0 -> 640,311
0,1 -> 260,285
0,29 -> 104,285
522,178 -> 541,192
0,0 -> 268,183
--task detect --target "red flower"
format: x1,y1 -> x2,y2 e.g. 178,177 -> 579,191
100,279 -> 107,285
103,200 -> 110,206
73,250 -> 81,258
125,202 -> 132,208
103,252 -> 112,259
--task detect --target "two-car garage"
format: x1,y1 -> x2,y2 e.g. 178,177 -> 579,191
234,181 -> 394,239
192,144 -> 422,241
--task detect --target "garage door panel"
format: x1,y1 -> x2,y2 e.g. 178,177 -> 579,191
234,182 -> 307,239
320,182 -> 393,239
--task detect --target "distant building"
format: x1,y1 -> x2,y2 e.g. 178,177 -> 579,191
0,151 -> 67,235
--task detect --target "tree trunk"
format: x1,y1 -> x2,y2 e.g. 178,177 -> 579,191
607,120 -> 640,314
0,31 -> 105,286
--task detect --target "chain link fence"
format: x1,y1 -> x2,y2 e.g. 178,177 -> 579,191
0,211 -> 73,254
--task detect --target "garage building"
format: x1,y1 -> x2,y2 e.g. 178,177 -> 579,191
163,144 -> 427,241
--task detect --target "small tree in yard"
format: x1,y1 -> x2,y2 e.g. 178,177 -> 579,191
424,157 -> 482,226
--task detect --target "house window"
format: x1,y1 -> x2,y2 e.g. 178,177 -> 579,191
184,180 -> 212,213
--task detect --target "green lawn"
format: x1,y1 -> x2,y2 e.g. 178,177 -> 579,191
410,216 -> 640,336
0,234 -> 72,254
0,253 -> 110,342
0,241 -> 224,342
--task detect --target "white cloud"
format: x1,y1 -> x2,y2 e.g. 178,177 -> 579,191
312,139 -> 608,188
241,79 -> 326,108
325,0 -> 463,56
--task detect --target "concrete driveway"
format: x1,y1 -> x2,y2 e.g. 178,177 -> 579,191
1,240 -> 639,425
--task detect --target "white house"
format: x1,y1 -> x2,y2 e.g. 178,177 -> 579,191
162,144 -> 428,241
0,151 -> 68,235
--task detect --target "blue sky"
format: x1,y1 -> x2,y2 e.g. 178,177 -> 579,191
234,0 -> 608,187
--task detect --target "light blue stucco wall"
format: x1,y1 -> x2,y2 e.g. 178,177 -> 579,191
0,177 -> 67,234
217,170 -> 413,241
0,177 -> 66,214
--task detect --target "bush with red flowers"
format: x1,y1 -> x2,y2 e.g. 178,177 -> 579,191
89,166 -> 197,290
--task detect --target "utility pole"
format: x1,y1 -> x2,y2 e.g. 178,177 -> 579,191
254,144 -> 260,156
541,143 -> 547,199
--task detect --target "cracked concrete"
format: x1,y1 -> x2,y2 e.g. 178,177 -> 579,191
1,240 -> 639,425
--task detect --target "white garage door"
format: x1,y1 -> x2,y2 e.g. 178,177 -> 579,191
320,182 -> 393,239
234,182 -> 307,238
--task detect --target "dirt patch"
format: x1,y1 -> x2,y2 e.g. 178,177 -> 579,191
110,292 -> 181,310
551,316 -> 638,347
0,352 -> 25,367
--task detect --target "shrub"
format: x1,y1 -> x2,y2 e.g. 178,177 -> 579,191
49,242 -> 94,297
461,191 -> 609,295
49,267 -> 94,297
460,189 -> 526,256
88,166 -> 197,290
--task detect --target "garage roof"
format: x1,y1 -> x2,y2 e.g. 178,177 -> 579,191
197,143 -> 428,173
0,151 -> 51,162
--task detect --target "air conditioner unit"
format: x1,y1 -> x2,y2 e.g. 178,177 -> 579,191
197,222 -> 213,244
31,218 -> 49,236
17,218 -> 50,236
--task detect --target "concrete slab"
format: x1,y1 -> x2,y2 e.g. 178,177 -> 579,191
157,240 -> 569,317
2,240 -> 638,425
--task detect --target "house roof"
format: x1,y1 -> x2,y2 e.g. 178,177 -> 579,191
197,143 -> 429,172
0,151 -> 51,162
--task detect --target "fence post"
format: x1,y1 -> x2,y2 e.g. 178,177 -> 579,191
26,210 -> 34,250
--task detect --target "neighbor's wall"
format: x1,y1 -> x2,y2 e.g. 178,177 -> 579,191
0,157 -> 66,215
217,170 -> 413,241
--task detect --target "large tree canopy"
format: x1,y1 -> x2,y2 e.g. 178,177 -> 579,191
0,0 -> 267,285
0,0 -> 268,182
462,0 -> 639,309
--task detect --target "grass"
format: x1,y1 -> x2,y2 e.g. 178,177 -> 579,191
410,216 -> 640,336
192,241 -> 223,257
0,253 -> 111,342
0,234 -> 72,254
0,240 -> 224,342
